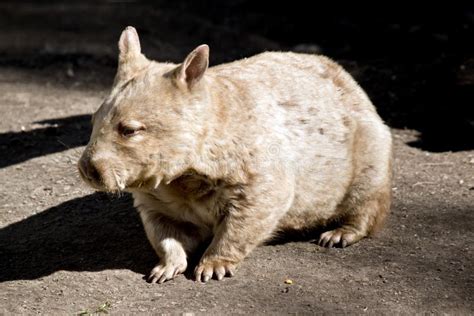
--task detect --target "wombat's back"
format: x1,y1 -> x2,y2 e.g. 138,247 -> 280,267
211,51 -> 375,111
211,51 -> 392,233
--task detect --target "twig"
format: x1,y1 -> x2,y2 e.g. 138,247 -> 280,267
412,181 -> 437,187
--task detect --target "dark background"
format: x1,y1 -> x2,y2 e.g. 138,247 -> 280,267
1,1 -> 473,151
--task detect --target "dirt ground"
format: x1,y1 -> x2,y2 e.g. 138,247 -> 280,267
0,2 -> 473,314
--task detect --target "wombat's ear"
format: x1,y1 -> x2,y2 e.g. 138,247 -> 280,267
116,26 -> 148,82
176,44 -> 209,89
119,26 -> 141,57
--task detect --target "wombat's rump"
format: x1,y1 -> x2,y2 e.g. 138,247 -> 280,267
78,26 -> 392,283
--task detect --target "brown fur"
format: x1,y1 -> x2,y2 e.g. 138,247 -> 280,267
78,27 -> 393,283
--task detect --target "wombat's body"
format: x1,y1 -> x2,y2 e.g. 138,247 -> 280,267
79,27 -> 392,283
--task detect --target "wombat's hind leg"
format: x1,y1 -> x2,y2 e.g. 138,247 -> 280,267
318,190 -> 391,248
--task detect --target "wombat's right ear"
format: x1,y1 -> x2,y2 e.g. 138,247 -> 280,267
173,44 -> 209,90
115,26 -> 149,82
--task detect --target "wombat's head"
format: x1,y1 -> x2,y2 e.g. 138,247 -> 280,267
78,26 -> 211,192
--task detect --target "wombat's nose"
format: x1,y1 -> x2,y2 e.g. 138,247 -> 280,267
78,158 -> 101,184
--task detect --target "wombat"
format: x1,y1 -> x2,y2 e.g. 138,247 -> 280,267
78,26 -> 392,283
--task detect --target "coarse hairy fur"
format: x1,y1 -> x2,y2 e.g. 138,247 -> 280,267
78,26 -> 392,283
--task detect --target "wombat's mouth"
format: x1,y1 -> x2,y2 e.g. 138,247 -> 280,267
78,161 -> 126,193
126,174 -> 163,191
111,169 -> 127,191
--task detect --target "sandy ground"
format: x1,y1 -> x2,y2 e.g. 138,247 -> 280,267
0,2 -> 473,314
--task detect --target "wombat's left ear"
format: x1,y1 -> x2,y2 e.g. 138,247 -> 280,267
118,26 -> 141,57
175,44 -> 209,89
116,26 -> 149,82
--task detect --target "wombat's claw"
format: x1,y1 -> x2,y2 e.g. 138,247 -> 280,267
194,259 -> 236,282
148,262 -> 187,284
318,228 -> 362,248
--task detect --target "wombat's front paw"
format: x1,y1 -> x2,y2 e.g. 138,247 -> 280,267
194,257 -> 236,282
148,259 -> 187,284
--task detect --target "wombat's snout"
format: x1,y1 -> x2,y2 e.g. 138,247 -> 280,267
78,157 -> 102,185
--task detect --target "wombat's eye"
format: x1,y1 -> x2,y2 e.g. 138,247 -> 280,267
118,122 -> 146,138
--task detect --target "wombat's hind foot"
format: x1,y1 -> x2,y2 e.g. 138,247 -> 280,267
318,189 -> 391,248
317,226 -> 364,248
